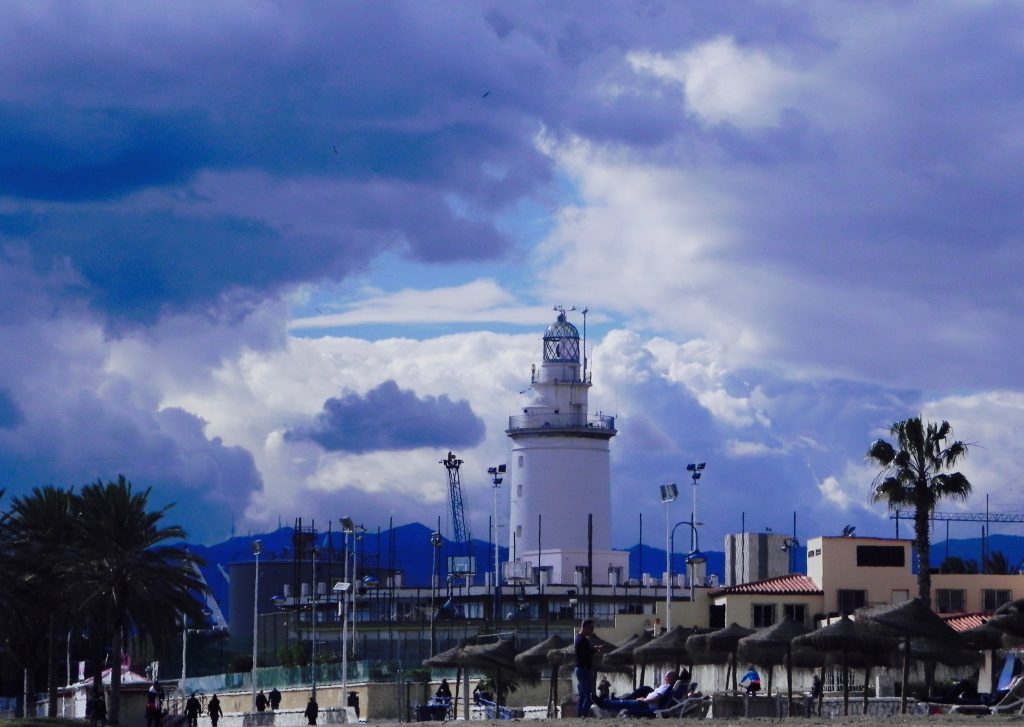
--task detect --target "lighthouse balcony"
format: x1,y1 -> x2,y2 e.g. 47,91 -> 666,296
507,412 -> 615,434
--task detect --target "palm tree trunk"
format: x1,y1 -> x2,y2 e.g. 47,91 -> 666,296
23,666 -> 35,718
915,495 -> 932,606
110,619 -> 122,725
47,613 -> 59,717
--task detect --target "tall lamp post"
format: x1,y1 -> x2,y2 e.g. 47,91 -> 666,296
429,530 -> 442,656
310,545 -> 318,699
659,483 -> 678,631
333,580 -> 351,715
685,463 -> 706,551
251,539 -> 262,712
670,520 -> 706,602
488,464 -> 506,624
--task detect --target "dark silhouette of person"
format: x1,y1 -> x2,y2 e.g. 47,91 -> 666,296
208,695 -> 223,727
269,687 -> 282,711
185,693 -> 201,727
436,679 -> 452,700
146,681 -> 164,727
89,690 -> 107,727
347,691 -> 360,719
304,696 -> 319,726
256,690 -> 269,712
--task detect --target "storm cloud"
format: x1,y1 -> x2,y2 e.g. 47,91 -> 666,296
286,380 -> 485,454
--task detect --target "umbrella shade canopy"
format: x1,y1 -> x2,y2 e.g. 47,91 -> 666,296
634,626 -> 698,666
857,598 -> 961,642
458,639 -> 519,672
423,640 -> 470,669
737,619 -> 814,667
901,637 -> 980,667
683,632 -> 729,666
988,599 -> 1024,639
515,635 -> 570,672
602,631 -> 653,668
793,616 -> 895,657
960,623 -> 1015,651
704,623 -> 755,652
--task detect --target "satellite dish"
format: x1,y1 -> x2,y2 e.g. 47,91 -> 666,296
841,525 -> 857,537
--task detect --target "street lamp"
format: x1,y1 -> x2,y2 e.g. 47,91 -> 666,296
488,464 -> 506,625
251,539 -> 262,712
659,483 -> 678,631
670,520 -> 707,602
685,463 -> 706,551
333,581 -> 351,716
429,530 -> 442,656
310,545 -> 318,699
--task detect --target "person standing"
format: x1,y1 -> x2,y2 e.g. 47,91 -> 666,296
304,696 -> 319,726
255,690 -> 269,712
184,693 -> 201,727
146,681 -> 164,727
269,687 -> 282,711
207,695 -> 223,727
575,618 -> 600,717
89,690 -> 107,727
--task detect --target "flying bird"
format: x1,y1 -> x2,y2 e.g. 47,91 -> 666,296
332,146 -> 338,155
482,91 -> 490,98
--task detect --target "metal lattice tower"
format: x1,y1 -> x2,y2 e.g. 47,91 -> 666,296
441,451 -> 470,555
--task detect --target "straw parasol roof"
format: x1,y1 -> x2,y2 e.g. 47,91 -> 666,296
902,636 -> 979,667
602,631 -> 653,668
633,626 -> 697,666
959,622 -> 1013,651
423,639 -> 470,669
857,598 -> 960,641
457,639 -> 519,672
688,623 -> 753,691
857,598 -> 962,713
737,619 -> 814,714
987,599 -> 1024,639
794,616 -> 895,716
514,635 -> 569,672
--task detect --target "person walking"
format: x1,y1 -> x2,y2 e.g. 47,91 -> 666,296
575,618 -> 601,717
304,696 -> 319,726
269,687 -> 282,711
255,689 -> 269,712
208,695 -> 223,727
145,681 -> 164,727
184,693 -> 201,727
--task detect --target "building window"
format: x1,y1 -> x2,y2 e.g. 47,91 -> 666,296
935,589 -> 966,613
783,603 -> 807,624
518,455 -> 524,467
752,603 -> 776,628
516,525 -> 522,539
837,589 -> 866,615
517,484 -> 523,497
984,589 -> 1012,611
856,545 -> 905,567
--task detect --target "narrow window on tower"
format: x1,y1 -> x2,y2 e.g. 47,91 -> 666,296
516,525 -> 522,539
518,456 -> 524,467
516,484 -> 523,497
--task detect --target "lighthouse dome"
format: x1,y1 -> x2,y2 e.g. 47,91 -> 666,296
543,312 -> 580,363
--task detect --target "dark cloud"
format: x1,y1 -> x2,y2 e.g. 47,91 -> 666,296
0,388 -> 22,430
286,380 -> 485,453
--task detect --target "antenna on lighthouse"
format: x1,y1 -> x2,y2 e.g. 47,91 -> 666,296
582,307 -> 589,383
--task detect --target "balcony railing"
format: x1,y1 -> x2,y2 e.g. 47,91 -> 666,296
507,413 -> 615,432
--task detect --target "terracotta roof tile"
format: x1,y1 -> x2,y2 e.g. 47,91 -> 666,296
944,612 -> 989,632
711,574 -> 822,596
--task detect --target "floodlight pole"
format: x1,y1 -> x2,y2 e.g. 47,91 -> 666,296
489,464 -> 506,624
251,539 -> 262,712
686,463 -> 706,551
660,483 -> 678,631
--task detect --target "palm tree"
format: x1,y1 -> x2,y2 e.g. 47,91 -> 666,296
3,486 -> 80,716
70,476 -> 209,725
867,417 -> 971,607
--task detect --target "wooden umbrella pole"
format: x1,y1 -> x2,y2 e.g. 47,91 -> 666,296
842,648 -> 849,716
786,648 -> 793,717
901,637 -> 910,715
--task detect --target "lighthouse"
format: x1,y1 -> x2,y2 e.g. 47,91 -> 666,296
506,307 -> 629,586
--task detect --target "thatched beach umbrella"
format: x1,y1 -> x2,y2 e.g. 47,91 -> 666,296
794,615 -> 895,715
702,623 -> 754,691
515,635 -> 569,717
603,631 -> 653,690
634,626 -> 697,673
737,619 -> 813,714
858,598 -> 961,714
959,622 -> 1012,651
901,636 -> 979,700
424,639 -> 471,718
987,599 -> 1024,639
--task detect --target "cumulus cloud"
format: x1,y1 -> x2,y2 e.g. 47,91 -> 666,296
285,380 -> 485,453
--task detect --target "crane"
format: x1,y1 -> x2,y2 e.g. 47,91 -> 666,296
441,451 -> 471,553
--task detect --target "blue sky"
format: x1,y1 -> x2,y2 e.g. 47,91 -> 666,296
2,2 -> 1024,553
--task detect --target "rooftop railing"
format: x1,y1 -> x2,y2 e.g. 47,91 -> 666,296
507,413 -> 615,432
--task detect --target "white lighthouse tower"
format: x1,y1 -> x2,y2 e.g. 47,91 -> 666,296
506,307 -> 629,586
